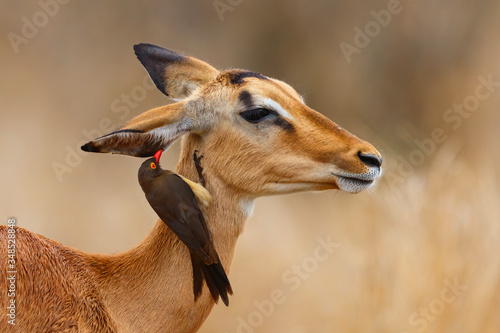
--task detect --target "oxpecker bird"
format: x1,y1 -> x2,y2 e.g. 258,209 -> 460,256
138,150 -> 232,306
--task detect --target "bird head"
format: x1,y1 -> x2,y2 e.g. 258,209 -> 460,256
138,150 -> 164,187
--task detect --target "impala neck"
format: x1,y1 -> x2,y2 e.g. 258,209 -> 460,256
176,134 -> 252,265
96,134 -> 252,332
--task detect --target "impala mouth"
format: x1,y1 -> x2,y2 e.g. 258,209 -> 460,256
333,170 -> 380,193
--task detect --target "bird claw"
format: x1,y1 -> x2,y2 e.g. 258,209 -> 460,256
193,150 -> 206,187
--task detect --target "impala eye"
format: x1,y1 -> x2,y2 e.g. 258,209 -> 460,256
240,108 -> 274,123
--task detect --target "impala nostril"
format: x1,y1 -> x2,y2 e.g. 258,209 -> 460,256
358,152 -> 382,168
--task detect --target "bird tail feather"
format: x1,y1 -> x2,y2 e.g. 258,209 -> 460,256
191,252 -> 204,300
190,252 -> 233,306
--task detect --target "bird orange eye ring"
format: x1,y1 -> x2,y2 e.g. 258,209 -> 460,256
150,162 -> 156,169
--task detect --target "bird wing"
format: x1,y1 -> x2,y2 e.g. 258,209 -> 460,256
146,174 -> 218,264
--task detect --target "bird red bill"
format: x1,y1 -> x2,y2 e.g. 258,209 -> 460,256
154,150 -> 163,163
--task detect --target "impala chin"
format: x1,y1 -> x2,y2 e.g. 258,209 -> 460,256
333,168 -> 382,193
260,181 -> 336,195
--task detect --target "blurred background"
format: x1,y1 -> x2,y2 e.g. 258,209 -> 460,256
1,1 -> 499,332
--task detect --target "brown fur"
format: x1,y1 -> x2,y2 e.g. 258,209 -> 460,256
0,226 -> 118,332
1,45 -> 382,332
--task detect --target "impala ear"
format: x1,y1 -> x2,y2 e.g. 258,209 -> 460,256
81,103 -> 193,157
134,43 -> 219,100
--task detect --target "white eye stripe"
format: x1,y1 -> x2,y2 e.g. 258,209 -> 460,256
262,98 -> 294,121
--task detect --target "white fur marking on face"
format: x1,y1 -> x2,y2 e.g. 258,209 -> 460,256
263,98 -> 294,121
151,118 -> 193,147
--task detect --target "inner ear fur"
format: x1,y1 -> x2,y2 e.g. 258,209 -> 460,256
134,43 -> 219,100
81,103 -> 193,157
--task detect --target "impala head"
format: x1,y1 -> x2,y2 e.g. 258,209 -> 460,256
82,43 -> 382,195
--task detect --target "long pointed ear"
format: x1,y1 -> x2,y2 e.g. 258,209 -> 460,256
134,43 -> 219,100
81,102 -> 193,157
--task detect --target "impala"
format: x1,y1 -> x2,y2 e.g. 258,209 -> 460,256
0,43 -> 382,332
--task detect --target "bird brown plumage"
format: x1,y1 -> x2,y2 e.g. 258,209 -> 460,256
138,150 -> 233,306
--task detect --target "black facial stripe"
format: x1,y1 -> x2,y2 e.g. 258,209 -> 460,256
229,71 -> 268,85
238,90 -> 254,108
273,117 -> 294,132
